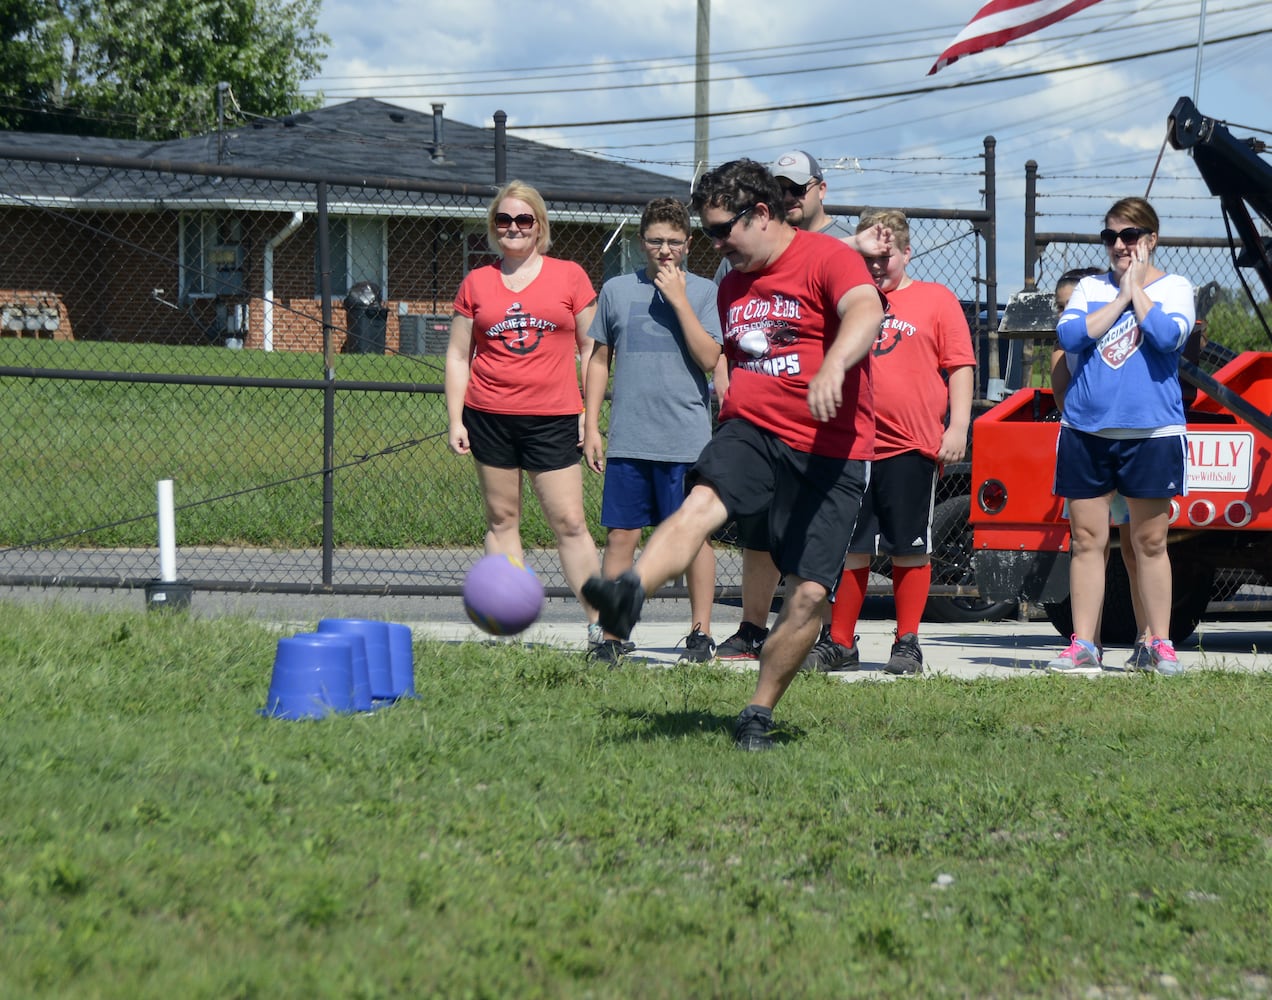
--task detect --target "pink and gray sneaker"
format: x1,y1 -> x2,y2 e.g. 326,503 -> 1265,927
1148,637 -> 1182,676
1046,636 -> 1103,676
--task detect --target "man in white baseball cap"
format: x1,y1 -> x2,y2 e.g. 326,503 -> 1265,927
767,150 -> 849,236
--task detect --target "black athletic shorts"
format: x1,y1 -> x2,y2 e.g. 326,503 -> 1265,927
731,510 -> 769,550
689,418 -> 868,590
463,406 -> 581,472
848,451 -> 937,556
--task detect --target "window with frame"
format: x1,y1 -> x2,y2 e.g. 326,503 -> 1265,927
315,217 -> 387,297
180,213 -> 244,300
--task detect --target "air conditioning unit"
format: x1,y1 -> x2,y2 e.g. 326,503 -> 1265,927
401,314 -> 452,355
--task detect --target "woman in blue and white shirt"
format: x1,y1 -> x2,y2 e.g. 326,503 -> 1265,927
1048,197 -> 1195,676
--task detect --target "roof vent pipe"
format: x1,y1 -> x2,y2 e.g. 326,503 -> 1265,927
494,109 -> 507,184
431,103 -> 446,163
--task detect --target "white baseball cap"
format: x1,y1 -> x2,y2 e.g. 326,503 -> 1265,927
769,150 -> 823,186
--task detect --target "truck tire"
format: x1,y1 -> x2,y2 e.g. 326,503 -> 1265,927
1041,549 -> 1214,645
924,494 -> 1020,624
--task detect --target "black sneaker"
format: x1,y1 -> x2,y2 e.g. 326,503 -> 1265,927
733,705 -> 776,752
587,638 -> 627,667
582,570 -> 645,641
884,631 -> 923,675
801,625 -> 860,673
716,621 -> 768,660
678,625 -> 716,663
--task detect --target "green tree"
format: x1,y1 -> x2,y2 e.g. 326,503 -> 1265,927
1,0 -> 328,139
0,0 -> 67,131
1205,292 -> 1272,355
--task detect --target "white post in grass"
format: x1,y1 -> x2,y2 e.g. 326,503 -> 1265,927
157,479 -> 177,583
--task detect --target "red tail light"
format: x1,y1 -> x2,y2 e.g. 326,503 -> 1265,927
977,479 -> 1008,514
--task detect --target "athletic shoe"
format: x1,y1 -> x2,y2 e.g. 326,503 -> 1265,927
1125,639 -> 1152,672
801,625 -> 860,672
1046,636 -> 1102,675
1148,637 -> 1182,676
587,639 -> 627,667
678,625 -> 716,663
582,570 -> 645,641
884,631 -> 924,676
587,622 -> 634,655
733,705 -> 776,752
716,621 -> 768,660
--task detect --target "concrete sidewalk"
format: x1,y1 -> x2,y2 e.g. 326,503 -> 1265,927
5,585 -> 1268,677
410,607 -> 1271,679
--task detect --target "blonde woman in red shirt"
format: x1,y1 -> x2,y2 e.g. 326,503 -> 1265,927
446,181 -> 602,647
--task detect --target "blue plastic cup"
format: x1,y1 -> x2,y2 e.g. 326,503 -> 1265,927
297,629 -> 372,711
386,622 -> 416,699
262,634 -> 355,720
317,618 -> 392,702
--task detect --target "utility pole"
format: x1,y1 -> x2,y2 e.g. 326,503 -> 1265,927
694,0 -> 710,176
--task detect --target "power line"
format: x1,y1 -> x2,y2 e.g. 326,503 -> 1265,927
309,2 -> 1249,102
506,28 -> 1272,131
307,0 -> 1248,91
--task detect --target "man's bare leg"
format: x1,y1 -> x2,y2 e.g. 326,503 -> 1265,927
750,575 -> 829,709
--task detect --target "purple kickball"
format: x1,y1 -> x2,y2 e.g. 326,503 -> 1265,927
463,554 -> 545,636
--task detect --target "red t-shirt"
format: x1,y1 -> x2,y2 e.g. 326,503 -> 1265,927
870,280 -> 976,460
453,257 -> 596,415
717,230 -> 881,459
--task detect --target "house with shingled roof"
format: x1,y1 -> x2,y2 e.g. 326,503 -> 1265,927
0,98 -> 691,352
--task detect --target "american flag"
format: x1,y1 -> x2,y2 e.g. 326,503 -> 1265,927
929,0 -> 1105,75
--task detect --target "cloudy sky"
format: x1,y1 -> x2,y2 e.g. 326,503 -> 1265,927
300,0 -> 1272,291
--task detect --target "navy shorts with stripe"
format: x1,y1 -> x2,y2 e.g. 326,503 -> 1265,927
1054,426 -> 1188,500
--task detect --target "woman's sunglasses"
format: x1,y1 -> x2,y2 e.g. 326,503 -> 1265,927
1100,226 -> 1151,246
495,213 -> 537,231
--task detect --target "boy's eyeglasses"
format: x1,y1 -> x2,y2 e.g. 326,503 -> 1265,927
1100,226 -> 1150,246
700,205 -> 755,241
495,213 -> 537,231
642,238 -> 687,251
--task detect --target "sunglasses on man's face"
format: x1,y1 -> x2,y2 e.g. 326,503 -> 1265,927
700,205 -> 755,241
1100,226 -> 1151,246
495,212 -> 537,231
779,178 -> 815,201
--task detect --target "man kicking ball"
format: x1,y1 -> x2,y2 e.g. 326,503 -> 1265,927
583,158 -> 885,751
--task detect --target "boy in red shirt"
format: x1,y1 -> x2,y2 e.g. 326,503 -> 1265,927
805,209 -> 975,675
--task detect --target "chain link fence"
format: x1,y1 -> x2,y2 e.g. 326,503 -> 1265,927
0,145 -> 998,600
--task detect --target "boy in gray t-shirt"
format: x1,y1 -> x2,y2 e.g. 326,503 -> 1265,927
583,198 -> 724,665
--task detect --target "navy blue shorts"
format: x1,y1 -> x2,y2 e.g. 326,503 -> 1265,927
849,451 -> 937,555
1054,427 -> 1188,500
690,419 -> 868,590
600,457 -> 694,530
463,406 -> 580,472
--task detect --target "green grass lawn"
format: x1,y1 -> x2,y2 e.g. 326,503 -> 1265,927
2,600 -> 1270,997
0,339 -> 607,549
